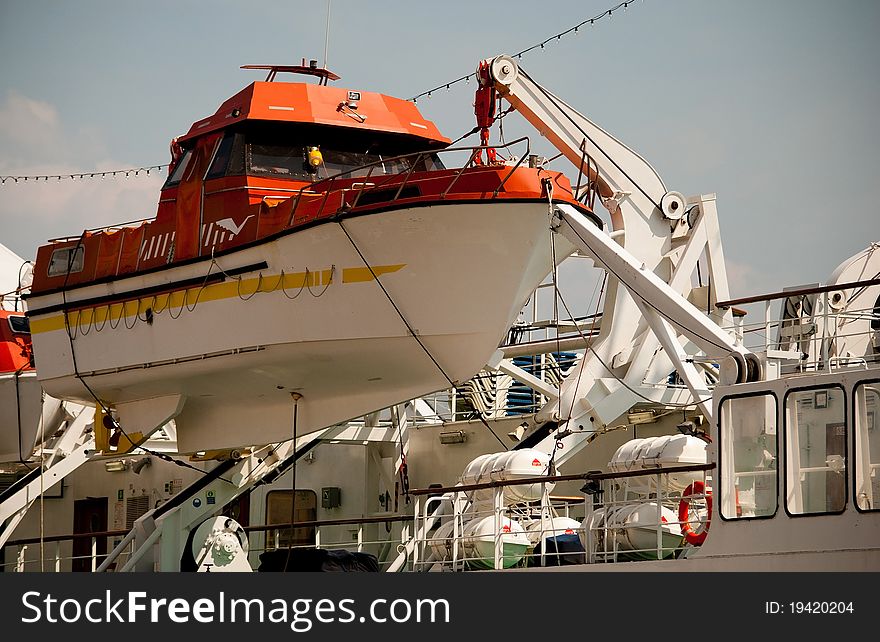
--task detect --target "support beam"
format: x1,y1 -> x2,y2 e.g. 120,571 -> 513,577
637,301 -> 713,420
552,203 -> 755,383
105,412 -> 412,572
0,405 -> 95,542
486,349 -> 560,401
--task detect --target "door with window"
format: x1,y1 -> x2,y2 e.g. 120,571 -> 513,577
265,490 -> 317,549
72,497 -> 108,572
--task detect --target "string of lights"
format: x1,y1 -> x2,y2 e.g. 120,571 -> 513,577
0,165 -> 167,184
409,0 -> 638,102
0,0 -> 638,185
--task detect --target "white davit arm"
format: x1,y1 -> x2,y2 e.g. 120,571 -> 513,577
552,202 -> 759,384
485,54 -> 687,224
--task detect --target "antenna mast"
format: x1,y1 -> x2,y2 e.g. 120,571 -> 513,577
323,0 -> 332,69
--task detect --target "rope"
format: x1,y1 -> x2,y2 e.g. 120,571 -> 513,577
57,257 -> 336,337
39,451 -> 44,572
336,218 -> 509,449
562,273 -> 606,425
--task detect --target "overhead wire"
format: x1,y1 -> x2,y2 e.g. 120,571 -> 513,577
0,1 -> 641,184
8,0 -> 691,466
410,0 -> 640,102
0,165 -> 167,184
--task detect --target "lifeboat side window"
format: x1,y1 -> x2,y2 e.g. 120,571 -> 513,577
8,315 -> 30,334
854,382 -> 880,512
162,148 -> 194,188
205,133 -> 237,180
718,393 -> 778,519
784,386 -> 847,515
47,246 -> 85,278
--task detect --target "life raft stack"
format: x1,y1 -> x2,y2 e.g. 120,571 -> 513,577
607,434 -> 710,496
579,435 -> 714,560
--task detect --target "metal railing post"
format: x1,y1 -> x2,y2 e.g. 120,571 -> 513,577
493,486 -> 504,570
412,496 -> 421,570
822,291 -> 829,371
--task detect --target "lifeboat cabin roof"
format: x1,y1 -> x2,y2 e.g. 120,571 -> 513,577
177,63 -> 450,147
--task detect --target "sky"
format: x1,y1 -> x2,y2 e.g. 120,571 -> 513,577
0,0 -> 878,300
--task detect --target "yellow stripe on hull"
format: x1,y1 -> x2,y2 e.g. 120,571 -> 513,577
29,263 -> 405,335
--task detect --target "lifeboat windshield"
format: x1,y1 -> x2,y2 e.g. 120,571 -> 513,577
164,121 -> 446,189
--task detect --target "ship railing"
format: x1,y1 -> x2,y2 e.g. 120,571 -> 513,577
285,137 -> 533,227
583,466 -> 714,565
0,528 -> 134,572
411,492 -> 588,572
368,352 -> 582,426
335,355 -> 581,429
242,514 -> 413,572
716,280 -> 880,375
408,463 -> 715,571
40,137 -> 535,247
0,517 -> 415,572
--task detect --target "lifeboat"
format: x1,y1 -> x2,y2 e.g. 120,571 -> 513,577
2,244 -> 66,464
0,308 -> 65,463
23,61 -> 598,453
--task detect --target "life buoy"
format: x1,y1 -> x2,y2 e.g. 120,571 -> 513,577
678,480 -> 711,546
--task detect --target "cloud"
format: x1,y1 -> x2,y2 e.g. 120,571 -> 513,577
0,90 -> 61,156
723,257 -> 760,301
0,166 -> 164,260
0,90 -> 165,260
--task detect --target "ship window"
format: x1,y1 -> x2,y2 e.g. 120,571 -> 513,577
162,148 -> 194,188
784,386 -> 847,515
243,122 -> 447,181
205,133 -> 236,180
719,393 -> 778,519
265,489 -> 317,549
319,150 -> 417,177
249,143 -> 313,179
854,381 -> 880,512
8,315 -> 29,334
47,246 -> 84,278
226,132 -> 246,175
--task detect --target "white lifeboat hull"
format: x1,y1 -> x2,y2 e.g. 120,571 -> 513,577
0,371 -> 65,463
27,201 -> 577,452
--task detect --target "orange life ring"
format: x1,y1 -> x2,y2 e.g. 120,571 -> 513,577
678,481 -> 711,546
